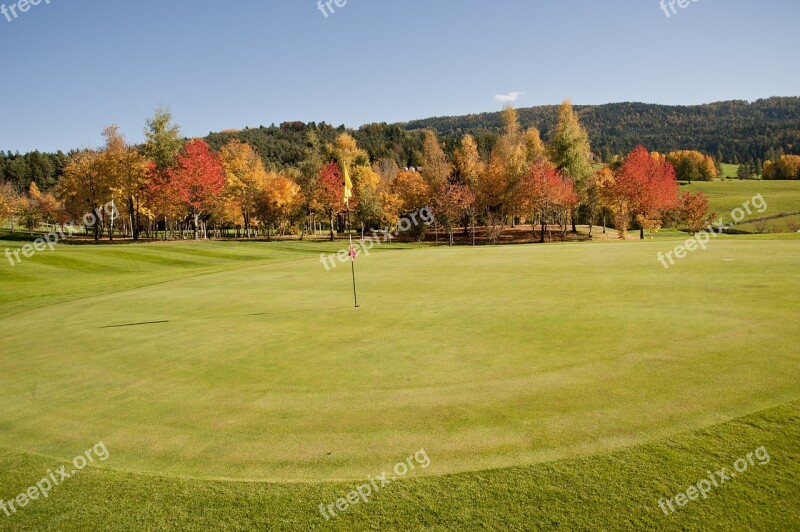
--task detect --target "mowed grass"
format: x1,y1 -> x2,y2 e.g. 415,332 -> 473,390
1,238 -> 799,528
1,401 -> 797,530
684,179 -> 800,233
720,163 -> 739,179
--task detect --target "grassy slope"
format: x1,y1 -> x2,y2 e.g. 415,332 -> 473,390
684,179 -> 800,233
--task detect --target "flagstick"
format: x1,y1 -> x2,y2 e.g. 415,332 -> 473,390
347,198 -> 359,308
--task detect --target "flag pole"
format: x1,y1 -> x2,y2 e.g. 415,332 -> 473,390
347,198 -> 359,308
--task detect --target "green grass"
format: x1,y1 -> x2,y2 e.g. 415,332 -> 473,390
1,239 -> 799,528
684,179 -> 800,233
1,401 -> 797,530
720,163 -> 739,179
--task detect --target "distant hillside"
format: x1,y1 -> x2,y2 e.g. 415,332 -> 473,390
203,97 -> 799,170
201,97 -> 799,172
4,98 -> 799,192
402,97 -> 800,164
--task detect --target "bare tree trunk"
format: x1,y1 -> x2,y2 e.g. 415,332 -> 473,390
472,213 -> 476,246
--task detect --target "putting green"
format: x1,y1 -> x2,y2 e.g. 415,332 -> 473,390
0,238 -> 798,481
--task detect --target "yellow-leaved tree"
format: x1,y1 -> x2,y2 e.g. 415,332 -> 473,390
666,150 -> 718,183
454,134 -> 483,244
524,128 -> 547,165
351,165 -> 383,233
58,149 -> 110,241
220,140 -> 268,238
257,172 -> 303,239
0,182 -> 20,231
101,125 -> 152,240
421,130 -> 452,191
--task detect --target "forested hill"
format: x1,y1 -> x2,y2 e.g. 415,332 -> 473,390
3,98 -> 799,192
203,97 -> 799,170
403,97 -> 800,164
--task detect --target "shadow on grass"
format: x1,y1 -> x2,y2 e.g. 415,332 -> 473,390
97,307 -> 355,329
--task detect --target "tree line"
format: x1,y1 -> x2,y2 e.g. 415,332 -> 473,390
3,97 -> 799,197
0,102 -> 715,244
406,97 -> 800,166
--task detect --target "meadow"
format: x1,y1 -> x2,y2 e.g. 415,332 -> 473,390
684,178 -> 800,233
0,233 -> 798,529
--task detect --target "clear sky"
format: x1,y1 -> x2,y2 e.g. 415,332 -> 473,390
1,0 -> 798,153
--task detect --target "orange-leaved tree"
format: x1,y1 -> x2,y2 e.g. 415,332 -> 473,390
258,172 -> 304,239
608,146 -> 680,239
432,182 -> 474,246
519,159 -> 578,242
678,191 -> 713,234
317,161 -> 346,241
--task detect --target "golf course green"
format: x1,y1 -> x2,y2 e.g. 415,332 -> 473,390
1,236 -> 799,528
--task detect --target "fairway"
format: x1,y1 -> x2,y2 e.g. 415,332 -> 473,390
1,238 -> 798,483
684,179 -> 800,233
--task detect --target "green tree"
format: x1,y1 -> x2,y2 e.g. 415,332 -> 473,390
736,163 -> 752,180
549,99 -> 593,232
296,130 -> 324,238
27,151 -> 56,190
676,156 -> 700,184
143,108 -> 183,171
5,158 -> 32,190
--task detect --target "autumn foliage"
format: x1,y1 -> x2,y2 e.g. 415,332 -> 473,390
2,107 -> 713,245
763,155 -> 800,180
519,159 -> 578,241
169,139 -> 226,239
679,191 -> 715,234
666,150 -> 718,183
603,146 -> 680,238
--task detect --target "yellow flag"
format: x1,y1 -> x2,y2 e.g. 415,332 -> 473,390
342,160 -> 353,203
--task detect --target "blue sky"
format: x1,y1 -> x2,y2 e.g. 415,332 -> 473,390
1,0 -> 798,152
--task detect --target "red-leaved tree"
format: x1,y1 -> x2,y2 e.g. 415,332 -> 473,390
168,139 -> 226,239
611,146 -> 680,239
519,159 -> 578,242
146,162 -> 183,240
316,162 -> 353,241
